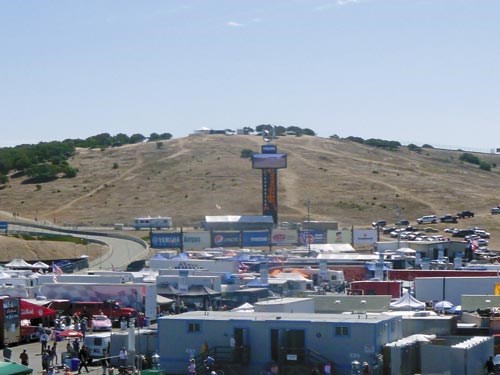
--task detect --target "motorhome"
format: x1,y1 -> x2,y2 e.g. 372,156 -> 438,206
133,216 -> 172,230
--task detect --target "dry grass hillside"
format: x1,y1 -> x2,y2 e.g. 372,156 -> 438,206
2,135 -> 500,252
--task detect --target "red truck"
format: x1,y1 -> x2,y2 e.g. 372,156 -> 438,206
70,300 -> 136,321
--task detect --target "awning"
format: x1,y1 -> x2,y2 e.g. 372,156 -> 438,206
0,362 -> 32,375
157,295 -> 174,305
20,299 -> 57,320
179,285 -> 221,297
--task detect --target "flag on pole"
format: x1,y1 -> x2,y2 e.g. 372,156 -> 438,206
52,263 -> 63,283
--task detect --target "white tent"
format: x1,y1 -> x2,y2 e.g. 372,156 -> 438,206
231,303 -> 254,312
4,259 -> 34,269
32,261 -> 50,269
390,292 -> 426,311
434,300 -> 454,312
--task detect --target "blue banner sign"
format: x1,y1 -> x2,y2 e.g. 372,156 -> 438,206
212,231 -> 241,247
242,231 -> 269,247
151,232 -> 182,248
0,221 -> 7,230
299,230 -> 326,244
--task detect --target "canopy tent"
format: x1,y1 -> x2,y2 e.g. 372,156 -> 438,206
390,292 -> 426,311
4,259 -> 33,269
179,285 -> 220,297
20,299 -> 57,320
434,300 -> 454,312
31,261 -> 50,269
157,283 -> 180,296
231,303 -> 254,313
0,362 -> 32,375
157,295 -> 174,305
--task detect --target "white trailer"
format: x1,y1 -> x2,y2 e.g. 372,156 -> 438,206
415,276 -> 500,306
133,216 -> 172,230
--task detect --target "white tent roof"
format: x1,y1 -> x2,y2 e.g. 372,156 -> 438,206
4,259 -> 33,269
32,261 -> 50,269
390,292 -> 426,311
231,303 -> 254,312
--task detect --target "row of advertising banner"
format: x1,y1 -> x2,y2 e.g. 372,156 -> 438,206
150,228 -> 378,249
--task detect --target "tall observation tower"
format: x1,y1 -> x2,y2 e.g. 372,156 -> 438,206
251,126 -> 287,225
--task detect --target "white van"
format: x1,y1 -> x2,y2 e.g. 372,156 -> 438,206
417,215 -> 437,224
84,332 -> 111,360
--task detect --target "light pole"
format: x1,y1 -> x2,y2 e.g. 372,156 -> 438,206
306,200 -> 311,255
396,206 -> 401,249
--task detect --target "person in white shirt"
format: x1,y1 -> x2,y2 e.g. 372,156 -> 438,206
119,347 -> 128,368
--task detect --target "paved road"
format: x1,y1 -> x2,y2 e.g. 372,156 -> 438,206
6,222 -> 149,271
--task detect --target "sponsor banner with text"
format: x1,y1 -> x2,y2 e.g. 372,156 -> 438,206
353,229 -> 377,245
242,230 -> 270,247
151,232 -> 182,248
183,232 -> 211,250
212,231 -> 241,247
271,229 -> 298,245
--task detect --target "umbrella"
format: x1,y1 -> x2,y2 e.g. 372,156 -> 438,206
57,330 -> 83,338
449,305 -> 462,314
434,301 -> 454,312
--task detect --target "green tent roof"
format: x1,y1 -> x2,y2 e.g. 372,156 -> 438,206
0,362 -> 32,375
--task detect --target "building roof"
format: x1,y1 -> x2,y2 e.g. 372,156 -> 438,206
158,310 -> 396,324
205,215 -> 274,224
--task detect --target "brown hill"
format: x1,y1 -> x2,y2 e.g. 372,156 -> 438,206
1,135 -> 500,249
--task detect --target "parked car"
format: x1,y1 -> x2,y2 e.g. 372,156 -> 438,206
417,215 -> 437,224
474,229 -> 490,238
91,315 -> 112,331
440,214 -> 458,224
395,220 -> 410,226
372,220 -> 387,228
457,210 -> 475,219
452,229 -> 476,238
423,227 -> 440,233
492,207 -> 500,215
382,226 -> 396,234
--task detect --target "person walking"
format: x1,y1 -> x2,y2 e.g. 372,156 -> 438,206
47,345 -> 55,368
19,349 -> 29,366
119,347 -> 128,368
72,338 -> 80,353
42,350 -> 50,372
40,330 -> 49,354
100,355 -> 108,375
485,356 -> 495,374
51,342 -> 58,366
78,345 -> 89,374
80,318 -> 87,338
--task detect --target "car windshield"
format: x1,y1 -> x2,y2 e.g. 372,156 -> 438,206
93,315 -> 108,321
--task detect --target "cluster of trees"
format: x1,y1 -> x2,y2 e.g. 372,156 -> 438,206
459,152 -> 492,171
344,136 -> 402,151
0,132 -> 172,185
0,141 -> 77,184
68,132 -> 172,149
250,125 -> 316,137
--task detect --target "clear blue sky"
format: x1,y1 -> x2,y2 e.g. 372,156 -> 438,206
1,0 -> 499,151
